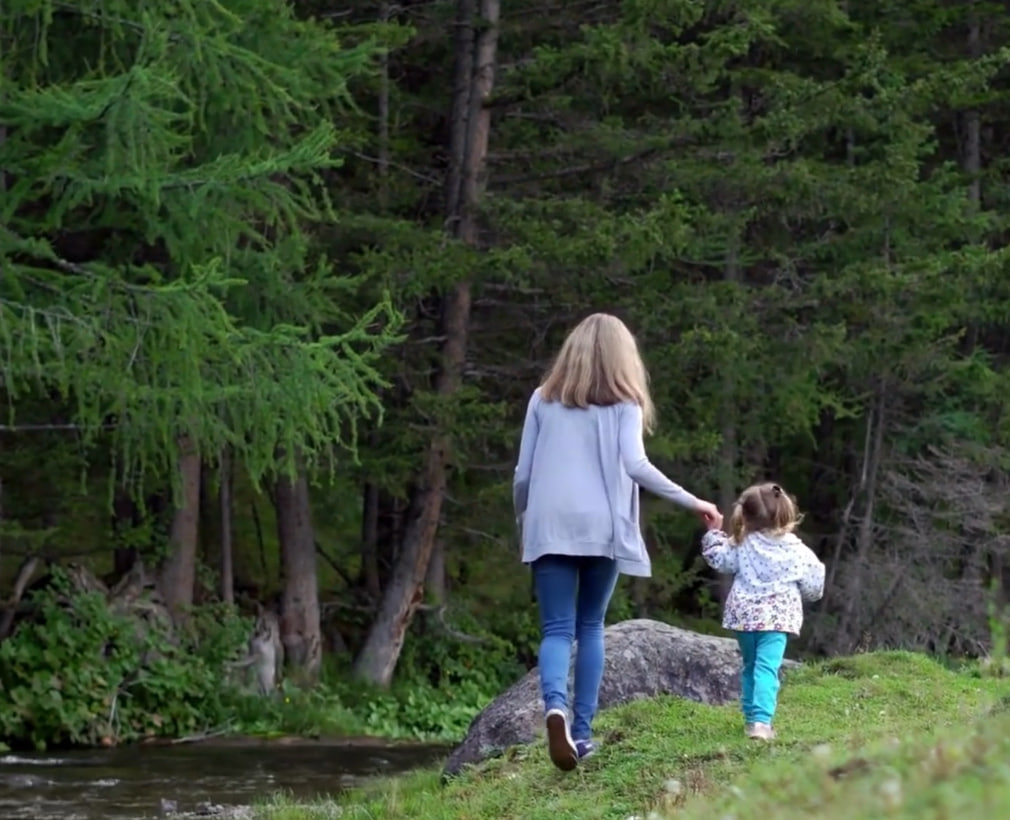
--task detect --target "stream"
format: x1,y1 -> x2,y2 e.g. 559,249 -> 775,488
0,738 -> 449,820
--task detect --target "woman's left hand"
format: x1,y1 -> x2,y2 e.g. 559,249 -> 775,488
695,500 -> 723,530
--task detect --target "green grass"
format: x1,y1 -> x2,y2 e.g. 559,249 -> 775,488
252,652 -> 1010,820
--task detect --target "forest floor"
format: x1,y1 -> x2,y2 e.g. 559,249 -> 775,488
252,651 -> 1010,820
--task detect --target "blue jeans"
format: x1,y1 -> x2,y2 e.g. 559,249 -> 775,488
533,554 -> 620,741
736,631 -> 789,724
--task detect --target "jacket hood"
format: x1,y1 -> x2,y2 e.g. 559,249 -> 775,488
742,531 -> 805,582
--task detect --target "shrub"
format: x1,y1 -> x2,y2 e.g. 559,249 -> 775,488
0,569 -> 250,750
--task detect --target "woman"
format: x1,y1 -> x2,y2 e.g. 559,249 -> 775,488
513,313 -> 722,771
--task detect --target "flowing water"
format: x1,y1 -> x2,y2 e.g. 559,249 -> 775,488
0,738 -> 449,820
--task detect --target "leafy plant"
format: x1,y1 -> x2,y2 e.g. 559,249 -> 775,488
0,569 -> 250,750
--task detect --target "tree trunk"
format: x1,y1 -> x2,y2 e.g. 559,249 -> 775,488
158,435 -> 201,622
360,423 -> 383,599
251,497 -> 269,578
360,481 -> 382,598
964,5 -> 982,210
962,6 -> 982,353
220,449 -> 235,605
833,382 -> 886,654
198,462 -> 213,570
425,539 -> 447,605
353,0 -> 500,687
274,460 -> 322,685
378,1 -> 392,212
111,491 -> 138,577
716,235 -> 741,604
355,3 -> 393,605
0,556 -> 38,641
0,13 -> 6,196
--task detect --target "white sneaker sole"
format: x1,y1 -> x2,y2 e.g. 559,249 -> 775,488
545,708 -> 578,771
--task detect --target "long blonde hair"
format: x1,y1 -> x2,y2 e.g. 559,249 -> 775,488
539,313 -> 656,432
728,483 -> 803,545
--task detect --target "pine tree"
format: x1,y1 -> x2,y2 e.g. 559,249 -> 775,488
0,0 -> 402,489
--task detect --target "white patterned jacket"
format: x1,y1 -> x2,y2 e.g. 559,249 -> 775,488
702,529 -> 825,636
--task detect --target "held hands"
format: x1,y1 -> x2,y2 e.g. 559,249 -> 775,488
695,500 -> 723,531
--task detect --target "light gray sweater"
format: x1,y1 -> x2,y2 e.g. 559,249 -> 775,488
512,388 -> 701,577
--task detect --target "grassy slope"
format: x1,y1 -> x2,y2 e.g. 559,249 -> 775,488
256,652 -> 1010,820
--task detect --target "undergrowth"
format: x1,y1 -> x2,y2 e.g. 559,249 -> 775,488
0,570 -> 540,749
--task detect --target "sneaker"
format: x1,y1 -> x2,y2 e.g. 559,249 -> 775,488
748,722 -> 776,741
545,708 -> 578,771
575,739 -> 597,760
744,722 -> 756,738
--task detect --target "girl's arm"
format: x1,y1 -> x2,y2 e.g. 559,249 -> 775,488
701,530 -> 739,575
512,390 -> 541,518
797,544 -> 826,602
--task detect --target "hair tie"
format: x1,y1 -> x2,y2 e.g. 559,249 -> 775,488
771,484 -> 782,497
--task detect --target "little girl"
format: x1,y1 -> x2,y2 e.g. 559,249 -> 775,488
702,482 -> 825,741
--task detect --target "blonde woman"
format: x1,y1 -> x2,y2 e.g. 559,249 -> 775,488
513,313 -> 722,771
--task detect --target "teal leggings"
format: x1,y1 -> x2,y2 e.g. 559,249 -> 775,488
736,631 -> 788,725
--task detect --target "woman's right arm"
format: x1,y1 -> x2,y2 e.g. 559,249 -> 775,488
512,390 -> 541,517
618,402 -> 703,510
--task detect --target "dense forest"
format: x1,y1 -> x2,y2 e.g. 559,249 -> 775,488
2,0 -> 1010,749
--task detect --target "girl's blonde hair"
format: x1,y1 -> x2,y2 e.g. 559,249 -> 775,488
728,482 -> 803,544
540,313 -> 656,432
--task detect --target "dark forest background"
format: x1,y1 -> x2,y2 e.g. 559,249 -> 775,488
3,0 -> 1010,749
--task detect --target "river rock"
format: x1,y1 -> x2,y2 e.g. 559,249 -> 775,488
442,618 -> 800,777
160,801 -> 255,820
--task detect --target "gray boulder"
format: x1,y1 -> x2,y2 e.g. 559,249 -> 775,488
442,618 -> 800,777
